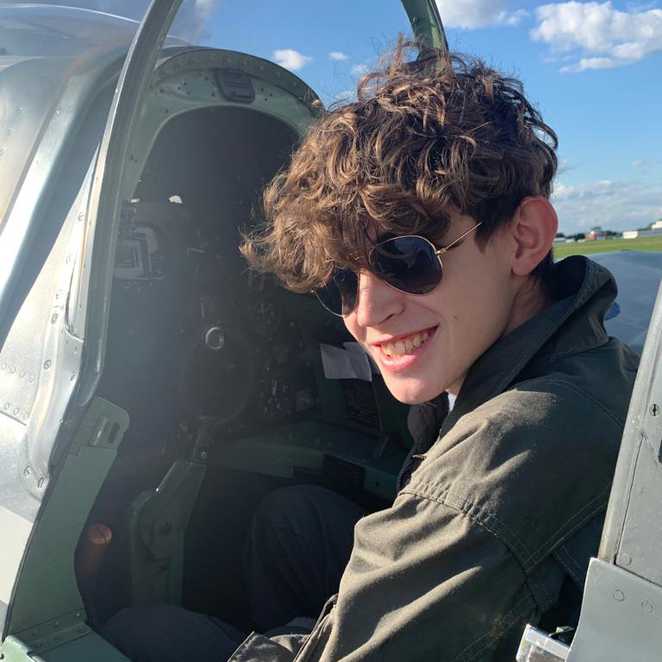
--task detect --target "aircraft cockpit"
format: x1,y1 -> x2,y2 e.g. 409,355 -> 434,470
89,49 -> 414,620
1,3 -> 661,661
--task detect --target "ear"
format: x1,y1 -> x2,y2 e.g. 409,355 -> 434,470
508,196 -> 558,277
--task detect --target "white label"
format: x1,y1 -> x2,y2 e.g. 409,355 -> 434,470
320,343 -> 373,381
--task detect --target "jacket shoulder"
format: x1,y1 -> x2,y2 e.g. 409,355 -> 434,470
405,373 -> 630,571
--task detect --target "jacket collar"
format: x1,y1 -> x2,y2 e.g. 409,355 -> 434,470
439,256 -> 617,436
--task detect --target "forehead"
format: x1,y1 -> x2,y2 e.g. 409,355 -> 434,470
325,208 -> 464,272
361,209 -> 458,242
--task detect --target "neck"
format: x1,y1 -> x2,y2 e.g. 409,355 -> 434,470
447,277 -> 551,398
504,276 -> 551,336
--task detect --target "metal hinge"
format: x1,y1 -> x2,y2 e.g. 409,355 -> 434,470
1,610 -> 90,659
14,611 -> 90,655
517,625 -> 570,661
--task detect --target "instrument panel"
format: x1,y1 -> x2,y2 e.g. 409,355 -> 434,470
112,203 -> 360,443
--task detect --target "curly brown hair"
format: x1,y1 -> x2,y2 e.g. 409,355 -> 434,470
241,39 -> 558,293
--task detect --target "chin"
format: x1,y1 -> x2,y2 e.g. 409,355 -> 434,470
383,378 -> 445,405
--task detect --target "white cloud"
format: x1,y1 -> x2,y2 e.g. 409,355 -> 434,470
560,56 -> 618,72
531,2 -> 662,72
329,51 -> 349,61
552,182 -> 578,200
194,0 -> 218,16
351,63 -> 369,76
334,89 -> 355,102
552,178 -> 662,233
272,49 -> 312,71
632,158 -> 662,172
435,1 -> 528,28
557,158 -> 573,175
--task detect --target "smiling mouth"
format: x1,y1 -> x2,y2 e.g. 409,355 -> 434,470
379,327 -> 437,357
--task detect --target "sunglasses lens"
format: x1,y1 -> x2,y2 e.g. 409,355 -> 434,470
315,269 -> 358,316
315,237 -> 441,316
371,236 -> 442,294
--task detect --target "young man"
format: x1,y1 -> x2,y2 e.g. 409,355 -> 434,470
106,43 -> 637,661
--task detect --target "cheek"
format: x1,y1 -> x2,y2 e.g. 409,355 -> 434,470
461,272 -> 512,339
443,264 -> 510,340
343,314 -> 363,343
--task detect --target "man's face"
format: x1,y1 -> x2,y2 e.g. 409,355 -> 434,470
343,215 -> 518,404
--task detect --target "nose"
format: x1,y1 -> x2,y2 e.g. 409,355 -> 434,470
351,270 -> 404,328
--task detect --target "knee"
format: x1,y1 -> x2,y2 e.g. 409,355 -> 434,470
250,485 -> 330,538
102,605 -> 243,662
103,606 -> 175,660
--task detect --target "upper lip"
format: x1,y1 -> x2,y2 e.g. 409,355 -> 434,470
370,325 -> 438,346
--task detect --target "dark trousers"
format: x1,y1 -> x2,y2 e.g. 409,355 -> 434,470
103,485 -> 365,662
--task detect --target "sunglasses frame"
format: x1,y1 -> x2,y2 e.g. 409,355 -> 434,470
315,222 -> 483,317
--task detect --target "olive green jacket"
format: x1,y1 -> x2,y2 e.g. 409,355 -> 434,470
229,256 -> 639,661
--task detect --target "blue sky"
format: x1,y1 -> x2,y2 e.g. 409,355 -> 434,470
53,0 -> 661,235
181,0 -> 661,235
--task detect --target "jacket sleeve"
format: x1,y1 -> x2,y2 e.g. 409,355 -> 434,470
317,492 -> 538,662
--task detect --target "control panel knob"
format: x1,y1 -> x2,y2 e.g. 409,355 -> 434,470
203,325 -> 225,351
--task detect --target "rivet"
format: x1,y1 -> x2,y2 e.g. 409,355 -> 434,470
619,553 -> 632,566
613,589 -> 625,602
642,600 -> 656,614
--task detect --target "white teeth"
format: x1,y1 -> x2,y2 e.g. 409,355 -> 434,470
381,329 -> 432,357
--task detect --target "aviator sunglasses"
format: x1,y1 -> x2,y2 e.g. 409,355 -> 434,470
315,222 -> 482,317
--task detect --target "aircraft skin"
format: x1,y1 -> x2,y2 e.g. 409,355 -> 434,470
0,3 -> 660,662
